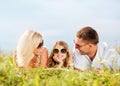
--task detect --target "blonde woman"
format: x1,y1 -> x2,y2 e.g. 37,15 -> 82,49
13,29 -> 48,68
47,41 -> 74,69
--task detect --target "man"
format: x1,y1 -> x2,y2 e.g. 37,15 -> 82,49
73,26 -> 120,70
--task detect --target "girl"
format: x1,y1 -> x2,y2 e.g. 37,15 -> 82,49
48,41 -> 73,69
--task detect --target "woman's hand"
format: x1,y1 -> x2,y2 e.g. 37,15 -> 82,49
33,47 -> 44,56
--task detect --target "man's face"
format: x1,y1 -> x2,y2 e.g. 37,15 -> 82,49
74,37 -> 90,55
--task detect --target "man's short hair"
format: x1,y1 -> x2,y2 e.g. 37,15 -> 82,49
76,26 -> 99,44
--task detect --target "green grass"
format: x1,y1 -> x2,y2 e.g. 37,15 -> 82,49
0,47 -> 120,86
0,56 -> 120,86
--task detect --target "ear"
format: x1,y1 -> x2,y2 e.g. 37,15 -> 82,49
88,43 -> 93,48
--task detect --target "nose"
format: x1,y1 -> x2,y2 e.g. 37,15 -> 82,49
58,51 -> 62,55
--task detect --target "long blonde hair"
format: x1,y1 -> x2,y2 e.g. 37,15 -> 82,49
16,30 -> 42,68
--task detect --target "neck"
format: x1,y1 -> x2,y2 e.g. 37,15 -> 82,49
89,44 -> 98,61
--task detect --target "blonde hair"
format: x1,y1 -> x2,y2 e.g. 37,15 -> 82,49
16,30 -> 42,68
48,41 -> 73,68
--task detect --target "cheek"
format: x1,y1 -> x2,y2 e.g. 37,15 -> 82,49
81,47 -> 87,50
53,55 -> 57,61
33,49 -> 38,53
62,54 -> 67,59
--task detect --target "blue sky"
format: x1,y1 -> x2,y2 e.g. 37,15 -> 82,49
0,0 -> 120,52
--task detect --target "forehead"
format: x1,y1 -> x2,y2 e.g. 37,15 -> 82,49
75,37 -> 87,45
55,44 -> 64,49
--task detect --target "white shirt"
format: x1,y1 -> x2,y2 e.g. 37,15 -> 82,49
73,42 -> 120,70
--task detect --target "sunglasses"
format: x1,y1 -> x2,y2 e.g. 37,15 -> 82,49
37,40 -> 44,48
53,48 -> 67,54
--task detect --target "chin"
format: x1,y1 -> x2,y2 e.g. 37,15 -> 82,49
80,53 -> 84,55
80,52 -> 86,55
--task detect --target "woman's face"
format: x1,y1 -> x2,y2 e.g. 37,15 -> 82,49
53,44 -> 67,61
33,40 -> 44,56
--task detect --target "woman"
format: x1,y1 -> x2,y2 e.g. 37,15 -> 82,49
13,29 -> 48,68
47,41 -> 73,69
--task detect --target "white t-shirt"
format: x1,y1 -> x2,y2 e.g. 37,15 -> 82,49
73,42 -> 120,70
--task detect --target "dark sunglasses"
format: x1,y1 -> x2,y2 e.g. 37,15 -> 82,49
53,48 -> 67,54
37,40 -> 44,48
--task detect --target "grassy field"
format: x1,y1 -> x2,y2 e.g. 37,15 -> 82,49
0,49 -> 120,86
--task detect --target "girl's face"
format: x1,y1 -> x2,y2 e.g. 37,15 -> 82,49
53,44 -> 67,61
